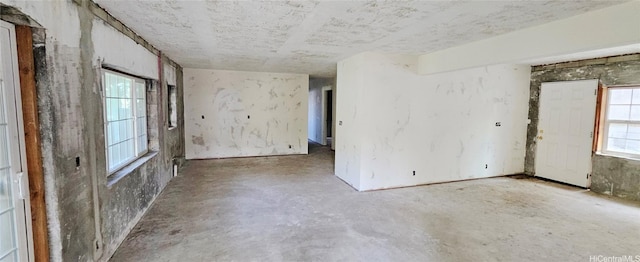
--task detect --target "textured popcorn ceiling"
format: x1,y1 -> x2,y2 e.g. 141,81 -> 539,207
94,0 -> 627,77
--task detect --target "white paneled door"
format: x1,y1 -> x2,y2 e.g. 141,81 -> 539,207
535,79 -> 599,188
0,20 -> 32,262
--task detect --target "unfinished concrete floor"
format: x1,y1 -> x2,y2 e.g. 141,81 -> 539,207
110,143 -> 640,261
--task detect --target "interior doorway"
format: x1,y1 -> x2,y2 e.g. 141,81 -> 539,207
325,89 -> 333,146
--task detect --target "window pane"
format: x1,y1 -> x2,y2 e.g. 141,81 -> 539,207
125,99 -> 133,118
114,75 -> 120,97
633,89 -> 640,104
106,98 -> 114,121
608,138 -> 626,152
626,140 -> 640,154
0,169 -> 12,212
608,105 -> 630,120
127,140 -> 134,160
112,99 -> 120,121
108,122 -> 115,145
628,125 -> 640,140
110,144 -> 118,169
631,106 -> 640,121
609,89 -> 632,104
137,98 -> 145,116
114,121 -> 122,144
124,78 -> 132,99
136,81 -> 145,98
0,211 -> 18,256
105,74 -> 113,97
138,134 -> 147,154
0,126 -> 9,168
107,145 -> 113,169
608,123 -> 628,139
137,117 -> 146,136
112,74 -> 119,97
0,89 -> 5,124
120,141 -> 127,163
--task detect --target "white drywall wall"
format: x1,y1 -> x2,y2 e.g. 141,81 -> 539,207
92,21 -> 158,79
334,53 -> 371,189
336,52 -> 530,191
418,1 -> 640,74
184,69 -> 309,159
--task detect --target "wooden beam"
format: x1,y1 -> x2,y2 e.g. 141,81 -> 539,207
15,25 -> 50,262
591,82 -> 606,153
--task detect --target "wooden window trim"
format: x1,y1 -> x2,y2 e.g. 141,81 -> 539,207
16,25 -> 50,262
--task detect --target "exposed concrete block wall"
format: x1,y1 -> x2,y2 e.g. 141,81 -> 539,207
184,69 -> 309,159
526,54 -> 640,201
308,77 -> 333,145
336,52 -> 530,191
0,0 -> 185,260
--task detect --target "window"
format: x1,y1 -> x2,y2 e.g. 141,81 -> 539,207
168,84 -> 177,129
602,86 -> 640,158
103,70 -> 148,173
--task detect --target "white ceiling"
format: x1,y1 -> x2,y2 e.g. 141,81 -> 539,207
95,0 -> 628,77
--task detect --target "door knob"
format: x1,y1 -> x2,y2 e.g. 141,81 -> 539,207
537,136 -> 543,140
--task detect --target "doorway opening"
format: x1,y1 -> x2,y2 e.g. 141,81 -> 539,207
325,89 -> 333,147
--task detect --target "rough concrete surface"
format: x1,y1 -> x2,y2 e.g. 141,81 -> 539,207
592,154 -> 640,202
110,143 -> 640,261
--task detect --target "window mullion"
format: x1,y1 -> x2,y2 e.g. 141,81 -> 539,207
132,81 -> 139,156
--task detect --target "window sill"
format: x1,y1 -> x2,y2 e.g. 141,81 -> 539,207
595,152 -> 640,162
107,151 -> 158,187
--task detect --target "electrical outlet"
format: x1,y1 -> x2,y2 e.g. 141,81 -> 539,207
495,122 -> 501,127
413,171 -> 416,176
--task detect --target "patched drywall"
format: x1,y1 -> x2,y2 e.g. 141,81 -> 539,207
308,77 -> 333,144
0,1 -> 185,261
526,54 -> 640,201
336,52 -> 530,191
184,69 -> 308,159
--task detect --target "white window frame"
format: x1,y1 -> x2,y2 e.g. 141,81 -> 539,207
601,85 -> 640,159
102,69 -> 148,174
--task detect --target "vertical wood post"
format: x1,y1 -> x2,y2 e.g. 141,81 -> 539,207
16,25 -> 50,262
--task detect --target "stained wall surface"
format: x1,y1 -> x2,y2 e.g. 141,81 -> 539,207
527,54 -> 640,201
336,52 -> 530,191
0,1 -> 185,261
184,69 -> 309,159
